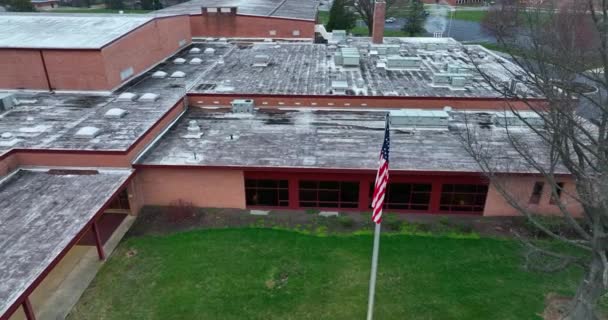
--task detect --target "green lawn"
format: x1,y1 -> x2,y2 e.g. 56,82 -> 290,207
452,10 -> 488,23
48,8 -> 151,13
68,228 -> 580,319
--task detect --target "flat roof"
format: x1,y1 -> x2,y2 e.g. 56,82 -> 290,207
0,168 -> 131,316
186,39 -> 540,99
0,13 -> 153,49
0,44 -> 232,156
155,0 -> 318,20
138,107 -> 550,174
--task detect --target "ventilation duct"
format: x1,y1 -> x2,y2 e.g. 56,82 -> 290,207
389,109 -> 450,127
231,99 -> 255,113
183,120 -> 204,138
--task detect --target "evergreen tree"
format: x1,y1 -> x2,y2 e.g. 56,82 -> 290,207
2,0 -> 35,12
326,0 -> 356,32
105,0 -> 124,10
402,0 -> 426,36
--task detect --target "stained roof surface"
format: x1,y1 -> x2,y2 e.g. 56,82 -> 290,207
186,39 -> 539,99
0,169 -> 131,316
0,44 -> 231,156
0,13 -> 153,49
155,0 -> 318,20
138,107 -> 551,174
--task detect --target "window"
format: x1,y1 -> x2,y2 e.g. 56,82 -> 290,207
440,184 -> 488,213
368,183 -> 432,211
107,189 -> 130,211
550,182 -> 565,205
529,182 -> 544,204
299,180 -> 359,208
269,30 -> 277,36
246,179 -> 289,207
292,30 -> 301,36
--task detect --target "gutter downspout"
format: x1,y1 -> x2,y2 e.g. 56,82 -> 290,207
39,50 -> 53,92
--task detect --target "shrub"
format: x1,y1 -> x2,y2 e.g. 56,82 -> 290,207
306,209 -> 320,215
337,215 -> 355,228
384,214 -> 402,231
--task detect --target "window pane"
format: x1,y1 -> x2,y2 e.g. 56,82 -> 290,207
411,193 -> 430,204
245,179 -> 256,188
319,181 -> 339,190
413,184 -> 432,192
300,181 -> 317,189
279,189 -> 289,201
257,190 -> 278,205
340,182 -> 360,202
279,180 -> 288,188
299,190 -> 317,201
319,190 -> 339,202
258,180 -> 277,188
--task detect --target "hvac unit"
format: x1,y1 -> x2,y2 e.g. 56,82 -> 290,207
495,111 -> 544,127
231,99 -> 255,113
389,109 -> 450,127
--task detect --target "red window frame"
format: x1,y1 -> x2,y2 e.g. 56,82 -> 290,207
245,179 -> 289,207
299,180 -> 359,209
439,184 -> 488,213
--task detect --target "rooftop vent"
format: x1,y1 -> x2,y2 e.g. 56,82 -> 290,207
190,58 -> 203,65
117,92 -> 137,101
386,55 -> 422,70
138,93 -> 160,102
335,47 -> 360,67
152,71 -> 168,79
75,126 -> 101,139
182,120 -> 204,139
495,111 -> 544,127
170,71 -> 186,78
174,58 -> 186,64
0,93 -> 16,112
389,109 -> 450,127
253,55 -> 270,67
231,99 -> 255,113
332,30 -> 347,42
104,108 -> 127,119
204,48 -> 215,56
189,47 -> 202,54
331,80 -> 349,95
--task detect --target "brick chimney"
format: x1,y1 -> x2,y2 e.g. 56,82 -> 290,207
372,0 -> 386,44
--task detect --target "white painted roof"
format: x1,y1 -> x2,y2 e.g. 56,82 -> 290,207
0,13 -> 154,49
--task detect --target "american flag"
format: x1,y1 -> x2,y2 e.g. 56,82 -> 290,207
371,116 -> 390,224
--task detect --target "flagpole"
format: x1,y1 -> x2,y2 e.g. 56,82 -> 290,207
366,222 -> 381,320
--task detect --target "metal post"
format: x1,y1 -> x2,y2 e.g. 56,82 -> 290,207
91,221 -> 105,261
22,297 -> 36,320
366,222 -> 382,320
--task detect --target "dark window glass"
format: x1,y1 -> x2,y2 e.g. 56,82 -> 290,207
299,180 -> 360,208
550,182 -> 565,205
246,179 -> 289,207
439,184 -> 488,213
107,189 -> 130,211
368,182 -> 432,211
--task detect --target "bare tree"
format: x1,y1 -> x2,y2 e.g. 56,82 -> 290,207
348,0 -> 400,36
461,1 -> 608,319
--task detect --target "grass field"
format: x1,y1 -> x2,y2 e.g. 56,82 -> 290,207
68,228 -> 581,320
452,10 -> 488,23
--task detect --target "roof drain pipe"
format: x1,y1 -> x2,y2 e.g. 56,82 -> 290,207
39,50 -> 53,93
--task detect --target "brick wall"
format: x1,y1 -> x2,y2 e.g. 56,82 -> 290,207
102,15 -> 192,90
189,14 -> 315,39
188,94 -> 539,110
134,167 -> 247,208
0,50 -> 49,90
43,50 -> 108,91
